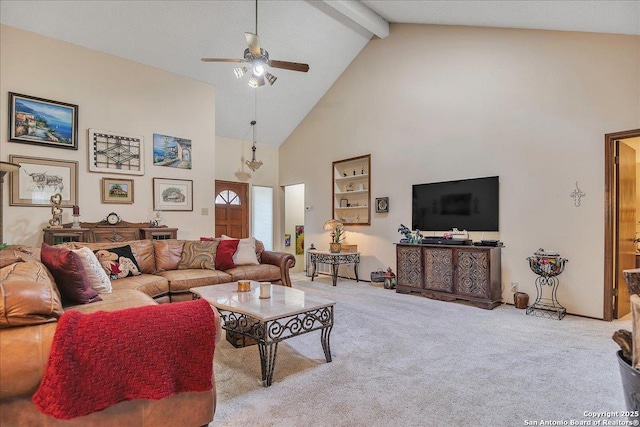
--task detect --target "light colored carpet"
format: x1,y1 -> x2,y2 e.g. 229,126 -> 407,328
211,273 -> 631,426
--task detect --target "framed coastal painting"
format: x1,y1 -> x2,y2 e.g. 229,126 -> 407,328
8,92 -> 78,150
9,155 -> 78,207
153,178 -> 193,211
101,178 -> 134,204
153,133 -> 192,169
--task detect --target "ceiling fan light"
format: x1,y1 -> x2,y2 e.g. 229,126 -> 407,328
265,72 -> 277,86
249,74 -> 265,87
233,67 -> 247,79
253,63 -> 265,77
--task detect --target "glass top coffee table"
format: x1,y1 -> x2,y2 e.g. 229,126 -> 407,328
191,281 -> 335,387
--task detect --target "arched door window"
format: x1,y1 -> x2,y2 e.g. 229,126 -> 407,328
215,190 -> 241,205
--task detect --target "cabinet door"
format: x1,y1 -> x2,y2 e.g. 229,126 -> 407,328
424,247 -> 454,293
396,245 -> 423,289
43,230 -> 88,245
92,228 -> 140,243
455,249 -> 490,298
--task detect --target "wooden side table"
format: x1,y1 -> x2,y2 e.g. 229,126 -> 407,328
309,250 -> 360,286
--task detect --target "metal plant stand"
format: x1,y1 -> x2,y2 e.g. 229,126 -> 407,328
526,253 -> 569,320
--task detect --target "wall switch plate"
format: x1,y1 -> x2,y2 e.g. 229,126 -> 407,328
201,208 -> 209,215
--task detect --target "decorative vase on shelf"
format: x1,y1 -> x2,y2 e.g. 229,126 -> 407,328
329,242 -> 342,253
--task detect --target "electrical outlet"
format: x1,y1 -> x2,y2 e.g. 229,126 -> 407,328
510,282 -> 518,293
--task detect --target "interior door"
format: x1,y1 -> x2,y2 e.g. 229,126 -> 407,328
616,141 -> 636,318
214,180 -> 249,238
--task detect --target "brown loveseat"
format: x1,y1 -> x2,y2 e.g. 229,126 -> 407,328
0,239 -> 295,426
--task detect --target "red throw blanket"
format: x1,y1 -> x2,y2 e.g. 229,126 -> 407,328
33,299 -> 217,420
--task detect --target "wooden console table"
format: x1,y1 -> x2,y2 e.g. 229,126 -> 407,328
43,220 -> 178,245
309,250 -> 360,286
395,243 -> 502,309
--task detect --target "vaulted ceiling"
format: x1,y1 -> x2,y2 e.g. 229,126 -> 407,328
1,1 -> 638,146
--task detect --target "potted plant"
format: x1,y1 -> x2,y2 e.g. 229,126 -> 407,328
324,220 -> 345,253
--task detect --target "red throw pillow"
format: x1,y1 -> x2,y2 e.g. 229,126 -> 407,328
215,239 -> 239,270
40,243 -> 102,305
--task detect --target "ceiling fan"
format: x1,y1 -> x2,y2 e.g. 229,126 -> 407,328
201,0 -> 309,87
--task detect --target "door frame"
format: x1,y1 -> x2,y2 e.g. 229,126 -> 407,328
604,128 -> 640,321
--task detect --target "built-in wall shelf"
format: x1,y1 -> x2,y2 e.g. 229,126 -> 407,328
335,174 -> 368,182
335,190 -> 368,196
332,154 -> 371,226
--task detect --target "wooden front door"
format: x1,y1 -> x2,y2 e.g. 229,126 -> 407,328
615,141 -> 636,318
214,180 -> 249,238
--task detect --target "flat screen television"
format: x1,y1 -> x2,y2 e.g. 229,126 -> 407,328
412,176 -> 499,232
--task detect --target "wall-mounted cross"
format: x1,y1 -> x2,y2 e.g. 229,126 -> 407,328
570,182 -> 585,207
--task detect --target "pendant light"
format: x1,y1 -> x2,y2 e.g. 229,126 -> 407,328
245,91 -> 263,171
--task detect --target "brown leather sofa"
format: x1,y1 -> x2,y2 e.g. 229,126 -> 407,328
64,238 -> 297,303
0,239 -> 295,426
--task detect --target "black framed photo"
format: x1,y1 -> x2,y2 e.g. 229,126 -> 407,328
375,197 -> 389,213
8,92 -> 78,150
340,198 -> 348,208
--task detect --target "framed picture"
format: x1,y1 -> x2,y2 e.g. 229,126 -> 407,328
8,92 -> 78,150
295,225 -> 304,255
153,178 -> 193,211
153,133 -> 192,169
375,197 -> 389,213
340,198 -> 348,208
89,129 -> 144,175
101,178 -> 134,204
284,234 -> 291,247
9,155 -> 78,207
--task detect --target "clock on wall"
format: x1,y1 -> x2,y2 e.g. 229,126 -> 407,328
375,197 -> 389,213
106,212 -> 121,225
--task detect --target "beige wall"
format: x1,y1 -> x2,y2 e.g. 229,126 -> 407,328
280,23 -> 640,318
1,25 -> 216,244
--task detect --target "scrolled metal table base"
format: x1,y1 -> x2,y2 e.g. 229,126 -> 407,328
219,306 -> 334,386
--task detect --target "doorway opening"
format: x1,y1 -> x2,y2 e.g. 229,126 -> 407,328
604,129 -> 640,320
283,183 -> 305,274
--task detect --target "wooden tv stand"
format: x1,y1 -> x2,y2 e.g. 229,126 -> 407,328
395,243 -> 502,309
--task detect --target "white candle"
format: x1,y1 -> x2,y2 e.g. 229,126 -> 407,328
260,283 -> 271,299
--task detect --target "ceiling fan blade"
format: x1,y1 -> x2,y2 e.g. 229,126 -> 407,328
201,58 -> 244,63
270,60 -> 310,73
244,32 -> 261,57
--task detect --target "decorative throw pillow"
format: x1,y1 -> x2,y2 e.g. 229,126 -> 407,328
221,235 -> 259,266
215,239 -> 239,270
179,240 -> 219,270
93,245 -> 142,280
72,247 -> 112,293
40,243 -> 102,305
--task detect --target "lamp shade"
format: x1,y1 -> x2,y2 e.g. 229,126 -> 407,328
323,219 -> 342,231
